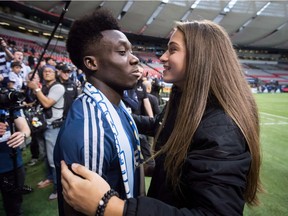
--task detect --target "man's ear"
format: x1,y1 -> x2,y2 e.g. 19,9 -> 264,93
83,56 -> 98,71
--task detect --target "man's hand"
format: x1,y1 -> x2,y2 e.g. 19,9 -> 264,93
0,122 -> 7,136
7,132 -> 26,148
27,80 -> 39,90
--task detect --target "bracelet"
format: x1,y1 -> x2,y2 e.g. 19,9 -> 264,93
34,88 -> 41,94
95,189 -> 119,216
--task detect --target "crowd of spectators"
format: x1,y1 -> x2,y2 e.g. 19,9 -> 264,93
0,34 -> 166,214
0,35 -> 85,213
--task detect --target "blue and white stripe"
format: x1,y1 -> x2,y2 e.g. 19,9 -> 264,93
82,82 -> 141,198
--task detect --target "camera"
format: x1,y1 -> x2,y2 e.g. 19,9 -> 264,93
0,88 -> 25,109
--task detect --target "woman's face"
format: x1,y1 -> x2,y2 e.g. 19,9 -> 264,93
160,29 -> 186,88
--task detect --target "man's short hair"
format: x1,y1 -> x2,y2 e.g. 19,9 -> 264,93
66,9 -> 120,69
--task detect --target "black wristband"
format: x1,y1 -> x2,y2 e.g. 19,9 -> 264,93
95,189 -> 119,216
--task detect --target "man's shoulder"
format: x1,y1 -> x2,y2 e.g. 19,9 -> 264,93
50,82 -> 65,91
71,94 -> 102,112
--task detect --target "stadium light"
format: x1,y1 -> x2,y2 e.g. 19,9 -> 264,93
191,0 -> 201,9
118,0 -> 133,20
256,2 -> 271,16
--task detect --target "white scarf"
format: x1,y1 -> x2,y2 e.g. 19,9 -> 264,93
83,82 -> 141,198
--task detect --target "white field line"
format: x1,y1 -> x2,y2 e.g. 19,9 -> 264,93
260,112 -> 288,120
260,112 -> 288,126
261,122 -> 288,125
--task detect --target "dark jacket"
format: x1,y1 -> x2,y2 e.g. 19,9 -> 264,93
58,79 -> 78,118
126,90 -> 251,216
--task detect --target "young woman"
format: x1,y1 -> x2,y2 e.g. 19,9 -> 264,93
60,20 -> 262,216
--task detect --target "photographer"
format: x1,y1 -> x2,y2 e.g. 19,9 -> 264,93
0,107 -> 31,216
27,65 -> 65,200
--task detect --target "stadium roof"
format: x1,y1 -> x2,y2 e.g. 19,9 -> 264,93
3,0 -> 288,50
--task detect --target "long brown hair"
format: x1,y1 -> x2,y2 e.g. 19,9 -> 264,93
154,20 -> 262,205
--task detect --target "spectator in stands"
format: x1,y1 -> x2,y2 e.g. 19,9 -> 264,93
27,65 -> 65,200
60,20 -> 263,216
9,50 -> 31,84
37,58 -> 46,84
76,68 -> 86,85
28,51 -> 36,69
7,39 -> 16,54
142,79 -> 160,115
56,64 -> 78,119
8,61 -> 23,91
128,64 -> 153,118
54,9 -> 143,216
151,76 -> 163,104
45,57 -> 56,67
0,37 -> 14,87
0,106 -> 31,216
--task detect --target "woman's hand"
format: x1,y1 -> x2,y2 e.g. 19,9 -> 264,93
61,161 -> 111,215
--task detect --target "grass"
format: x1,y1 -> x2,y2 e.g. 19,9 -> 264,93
244,93 -> 288,216
1,93 -> 288,215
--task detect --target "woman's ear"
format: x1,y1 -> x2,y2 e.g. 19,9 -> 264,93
83,56 -> 98,71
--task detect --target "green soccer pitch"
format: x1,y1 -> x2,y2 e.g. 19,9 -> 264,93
1,93 -> 287,216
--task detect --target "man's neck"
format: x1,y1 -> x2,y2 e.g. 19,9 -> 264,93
46,80 -> 56,87
87,77 -> 122,106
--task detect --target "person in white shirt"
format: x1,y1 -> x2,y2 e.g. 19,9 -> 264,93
8,61 -> 23,90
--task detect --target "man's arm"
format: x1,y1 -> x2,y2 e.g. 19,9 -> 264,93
34,89 -> 56,108
14,115 -> 31,138
7,115 -> 31,148
143,98 -> 153,118
0,38 -> 14,60
27,81 -> 56,108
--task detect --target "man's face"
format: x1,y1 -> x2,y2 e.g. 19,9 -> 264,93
14,51 -> 23,62
94,30 -> 141,91
59,70 -> 70,81
43,67 -> 56,82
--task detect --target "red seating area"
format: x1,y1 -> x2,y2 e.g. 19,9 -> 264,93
134,51 -> 160,64
0,34 -> 70,63
243,63 -> 288,84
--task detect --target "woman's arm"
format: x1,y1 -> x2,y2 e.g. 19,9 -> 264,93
61,161 -> 125,216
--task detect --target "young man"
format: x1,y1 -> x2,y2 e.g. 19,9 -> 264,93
27,65 -> 65,200
53,9 -> 144,215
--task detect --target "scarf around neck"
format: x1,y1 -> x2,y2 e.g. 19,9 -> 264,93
83,82 -> 142,198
